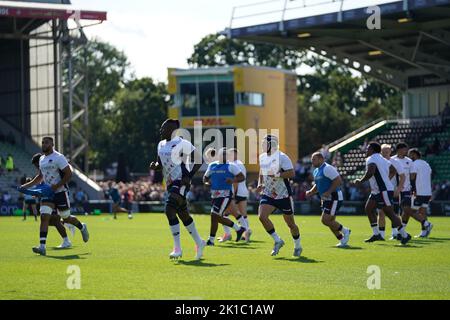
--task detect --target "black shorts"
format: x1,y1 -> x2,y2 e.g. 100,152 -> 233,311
234,196 -> 247,204
412,195 -> 431,209
259,195 -> 294,215
211,196 -> 232,216
321,200 -> 342,216
400,191 -> 412,207
41,191 -> 71,211
369,191 -> 394,209
167,180 -> 189,197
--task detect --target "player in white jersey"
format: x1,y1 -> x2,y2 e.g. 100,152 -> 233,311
217,148 -> 252,243
149,119 -> 206,260
257,135 -> 302,257
20,137 -> 89,256
378,144 -> 405,240
354,142 -> 411,245
405,149 -> 433,238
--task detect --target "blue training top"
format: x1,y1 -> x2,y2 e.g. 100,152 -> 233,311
207,163 -> 235,191
313,163 -> 341,196
18,183 -> 55,199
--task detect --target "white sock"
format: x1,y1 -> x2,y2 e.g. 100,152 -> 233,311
232,223 -> 241,231
243,216 -> 250,230
398,226 -> 408,238
63,237 -> 69,242
293,236 -> 301,249
392,228 -> 398,236
223,224 -> 232,235
208,236 -> 215,244
185,221 -> 203,246
238,216 -> 246,229
270,231 -> 281,242
40,243 -> 46,249
170,224 -> 181,249
379,230 -> 385,239
423,220 -> 430,228
371,225 -> 380,235
402,222 -> 407,228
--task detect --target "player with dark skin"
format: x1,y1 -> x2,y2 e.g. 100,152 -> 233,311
149,120 -> 203,226
354,143 -> 411,245
31,153 -> 72,245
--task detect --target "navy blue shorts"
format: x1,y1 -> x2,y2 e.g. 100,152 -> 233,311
234,196 -> 247,204
321,200 -> 342,216
369,191 -> 394,209
24,199 -> 37,205
259,195 -> 294,215
400,191 -> 412,207
211,196 -> 232,216
412,195 -> 431,208
167,180 -> 189,197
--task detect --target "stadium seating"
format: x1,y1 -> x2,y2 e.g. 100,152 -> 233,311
0,142 -> 36,201
334,118 -> 450,183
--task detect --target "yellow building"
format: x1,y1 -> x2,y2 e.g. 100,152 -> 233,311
168,65 -> 298,175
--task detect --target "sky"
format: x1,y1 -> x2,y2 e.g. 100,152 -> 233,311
70,0 -> 257,82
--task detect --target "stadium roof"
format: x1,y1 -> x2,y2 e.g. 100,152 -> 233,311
0,0 -> 107,21
227,0 -> 450,90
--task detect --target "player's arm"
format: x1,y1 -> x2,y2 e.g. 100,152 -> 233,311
354,163 -> 376,185
52,165 -> 72,191
149,156 -> 163,171
188,149 -> 203,178
256,172 -> 264,193
20,171 -> 43,189
226,172 -> 245,184
279,169 -> 295,179
389,164 -> 397,179
305,184 -> 318,197
203,165 -> 212,185
410,172 -> 417,195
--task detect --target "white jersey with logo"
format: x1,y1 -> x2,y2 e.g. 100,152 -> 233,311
259,150 -> 293,200
387,157 -> 404,189
157,136 -> 195,186
39,150 -> 70,193
391,155 -> 412,192
232,160 -> 249,198
366,153 -> 394,194
410,159 -> 432,196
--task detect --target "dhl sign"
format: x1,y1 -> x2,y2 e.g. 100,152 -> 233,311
182,117 -> 236,128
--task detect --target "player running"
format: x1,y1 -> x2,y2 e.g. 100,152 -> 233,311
404,148 -> 433,238
306,152 -> 351,247
149,119 -> 205,260
378,144 -> 406,240
354,142 -> 411,245
218,148 -> 251,243
107,181 -> 132,219
20,137 -> 89,256
203,148 -> 246,246
257,135 -> 302,257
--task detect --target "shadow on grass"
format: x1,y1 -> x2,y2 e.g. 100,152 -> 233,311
45,253 -> 91,260
175,260 -> 230,267
274,256 -> 323,263
219,243 -> 258,249
426,237 -> 450,242
331,246 -> 364,250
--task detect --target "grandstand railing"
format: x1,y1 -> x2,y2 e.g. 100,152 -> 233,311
228,0 -> 402,30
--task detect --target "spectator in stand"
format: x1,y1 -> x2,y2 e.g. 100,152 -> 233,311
425,144 -> 435,156
432,137 -> 441,155
5,154 -> 14,172
332,151 -> 343,167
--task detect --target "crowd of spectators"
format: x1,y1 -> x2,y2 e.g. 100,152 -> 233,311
424,136 -> 450,156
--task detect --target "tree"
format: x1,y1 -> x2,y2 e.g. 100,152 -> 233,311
188,33 -> 306,69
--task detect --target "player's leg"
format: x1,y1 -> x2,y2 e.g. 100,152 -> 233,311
416,205 -> 433,237
237,199 -> 251,242
378,209 -> 386,239
112,203 -> 128,219
364,196 -> 384,242
31,204 -> 38,221
212,197 -> 245,242
321,200 -> 350,247
22,201 -> 27,221
177,196 -> 205,258
283,213 -> 302,257
56,192 -> 89,243
164,192 -> 183,258
49,214 -> 72,248
32,202 -> 54,256
380,191 -> 411,244
208,213 -> 219,246
258,200 -> 284,256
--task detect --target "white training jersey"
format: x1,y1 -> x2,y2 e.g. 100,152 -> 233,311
366,153 -> 394,194
157,136 -> 195,186
410,159 -> 432,196
391,155 -> 412,192
232,160 -> 249,198
39,150 -> 70,193
387,157 -> 404,189
259,150 -> 294,200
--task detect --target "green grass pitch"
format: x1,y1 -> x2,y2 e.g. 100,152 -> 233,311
1,214 -> 449,300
